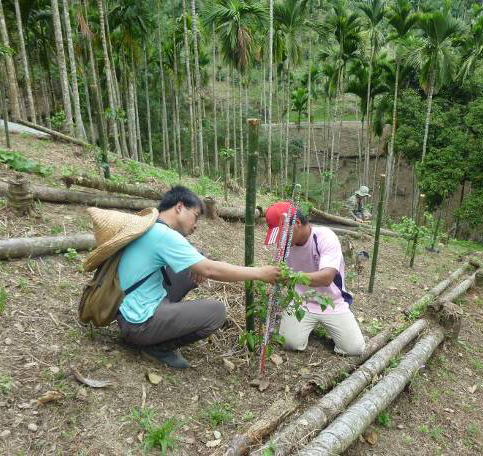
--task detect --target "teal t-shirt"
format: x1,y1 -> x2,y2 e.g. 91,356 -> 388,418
118,222 -> 205,324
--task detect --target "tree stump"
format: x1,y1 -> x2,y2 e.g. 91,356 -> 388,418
204,196 -> 216,220
7,174 -> 33,215
436,301 -> 463,340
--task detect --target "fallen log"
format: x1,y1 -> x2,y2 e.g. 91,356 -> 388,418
310,208 -> 360,228
439,271 -> 477,303
218,326 -> 395,456
404,262 -> 473,317
253,319 -> 430,456
0,234 -> 95,260
296,325 -> 445,456
309,208 -> 401,238
16,119 -> 89,147
61,175 -> 164,200
0,182 -> 158,210
216,206 -> 263,221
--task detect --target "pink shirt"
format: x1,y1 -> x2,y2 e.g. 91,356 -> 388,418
286,226 -> 352,315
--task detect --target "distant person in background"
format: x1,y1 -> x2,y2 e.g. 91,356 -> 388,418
346,185 -> 372,222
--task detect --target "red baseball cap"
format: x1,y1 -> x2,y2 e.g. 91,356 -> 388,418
264,201 -> 297,245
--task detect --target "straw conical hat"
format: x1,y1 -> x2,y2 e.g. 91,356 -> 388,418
84,207 -> 159,272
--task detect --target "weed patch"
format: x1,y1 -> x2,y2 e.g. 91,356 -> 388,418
0,149 -> 53,176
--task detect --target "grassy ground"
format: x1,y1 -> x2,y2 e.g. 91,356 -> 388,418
0,132 -> 482,455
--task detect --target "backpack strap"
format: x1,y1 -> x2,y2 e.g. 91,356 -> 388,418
313,232 -> 321,262
155,219 -> 172,286
124,269 -> 157,296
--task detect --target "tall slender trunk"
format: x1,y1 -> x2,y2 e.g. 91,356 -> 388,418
384,57 -> 400,213
212,24 -> 219,172
173,31 -> 183,177
232,73 -> 237,180
225,72 -> 231,151
421,68 -> 435,164
0,0 -> 21,120
190,0 -> 204,174
306,34 -> 312,201
62,0 -> 85,139
143,49 -> 153,165
267,0 -> 274,187
97,0 -> 121,155
285,64 -> 291,190
80,54 -> 94,143
181,0 -> 196,172
51,0 -> 74,134
364,38 -> 375,185
84,0 -> 107,150
127,75 -> 137,160
239,71 -> 245,186
104,7 -> 128,158
156,9 -> 169,167
13,0 -> 36,122
134,76 -> 143,162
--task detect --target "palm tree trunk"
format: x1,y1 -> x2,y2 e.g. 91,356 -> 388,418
212,24 -> 219,172
267,0 -> 274,187
239,71 -> 245,186
83,0 -> 107,150
97,0 -> 121,155
51,0 -> 74,135
143,48 -> 153,165
0,0 -> 21,120
104,6 -> 128,158
190,0 -> 204,175
181,0 -> 196,172
134,76 -> 143,162
384,57 -> 400,213
80,54 -> 94,144
364,39 -> 375,185
421,69 -> 435,164
127,75 -> 137,160
285,63 -> 291,190
62,0 -> 85,139
306,34 -> 312,201
13,0 -> 36,122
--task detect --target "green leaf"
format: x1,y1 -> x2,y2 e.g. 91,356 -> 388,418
295,307 -> 305,322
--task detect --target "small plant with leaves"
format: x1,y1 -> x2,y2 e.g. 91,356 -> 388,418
377,410 -> 391,428
0,287 -> 6,315
240,262 -> 333,356
50,111 -> 67,131
0,375 -> 13,395
205,402 -> 233,428
129,407 -> 178,455
0,150 -> 53,176
63,248 -> 79,262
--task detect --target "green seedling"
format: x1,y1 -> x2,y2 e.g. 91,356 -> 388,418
377,410 -> 391,428
205,402 -> 233,428
0,287 -> 6,315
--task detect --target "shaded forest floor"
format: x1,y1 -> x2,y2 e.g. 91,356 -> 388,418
1,132 -> 483,455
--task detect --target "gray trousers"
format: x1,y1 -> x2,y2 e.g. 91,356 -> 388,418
117,267 -> 226,350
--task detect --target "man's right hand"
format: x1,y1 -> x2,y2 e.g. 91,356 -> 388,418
257,265 -> 281,284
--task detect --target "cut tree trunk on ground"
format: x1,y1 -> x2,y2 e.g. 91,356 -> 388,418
296,326 -> 445,456
16,119 -> 89,147
309,208 -> 400,238
439,271 -> 477,304
0,234 -> 95,260
218,326 -> 395,456
216,206 -> 263,221
61,175 -> 165,200
0,182 -> 158,211
253,319 -> 429,456
404,262 -> 473,316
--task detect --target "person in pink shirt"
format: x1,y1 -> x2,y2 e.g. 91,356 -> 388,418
264,202 -> 365,356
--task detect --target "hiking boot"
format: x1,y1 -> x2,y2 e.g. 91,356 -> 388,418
141,348 -> 191,369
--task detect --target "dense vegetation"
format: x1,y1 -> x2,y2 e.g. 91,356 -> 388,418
0,0 -> 482,232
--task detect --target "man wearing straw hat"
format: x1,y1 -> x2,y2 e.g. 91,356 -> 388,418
85,186 -> 280,368
264,202 -> 365,356
346,185 -> 372,222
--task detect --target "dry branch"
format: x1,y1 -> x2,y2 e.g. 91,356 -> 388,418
219,326 -> 395,456
0,234 -> 95,260
61,175 -> 164,200
297,325 -> 445,456
16,119 -> 90,147
253,319 -> 430,456
404,262 -> 473,316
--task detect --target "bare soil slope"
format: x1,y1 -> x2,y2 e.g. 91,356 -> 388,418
0,132 -> 482,455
